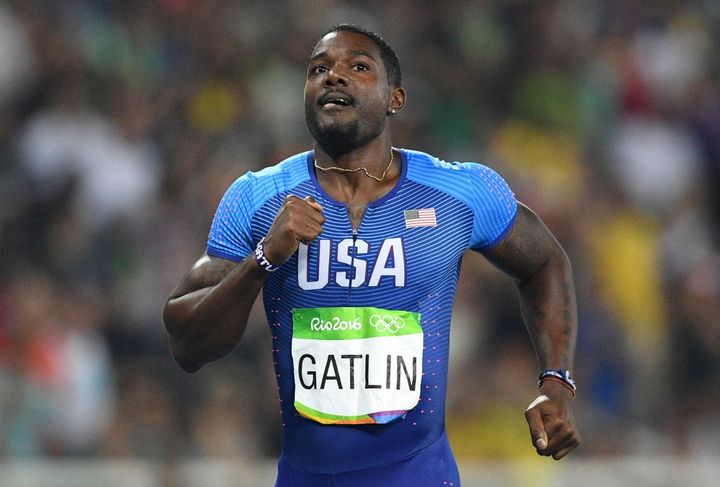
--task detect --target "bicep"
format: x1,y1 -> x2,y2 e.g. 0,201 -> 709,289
168,253 -> 239,299
481,203 -> 566,283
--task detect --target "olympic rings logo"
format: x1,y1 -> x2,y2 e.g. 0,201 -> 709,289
369,314 -> 405,333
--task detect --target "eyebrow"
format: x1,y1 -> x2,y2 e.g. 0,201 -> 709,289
308,49 -> 378,63
348,49 -> 377,60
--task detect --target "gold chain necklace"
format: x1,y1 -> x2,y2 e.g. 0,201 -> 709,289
314,150 -> 394,182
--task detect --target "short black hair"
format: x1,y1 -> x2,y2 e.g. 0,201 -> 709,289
320,24 -> 402,87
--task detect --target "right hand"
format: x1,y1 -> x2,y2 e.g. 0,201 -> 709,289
262,195 -> 325,266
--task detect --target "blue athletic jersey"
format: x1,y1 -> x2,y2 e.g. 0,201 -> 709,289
207,149 -> 517,474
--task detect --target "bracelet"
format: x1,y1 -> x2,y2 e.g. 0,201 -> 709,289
538,368 -> 576,397
254,237 -> 279,272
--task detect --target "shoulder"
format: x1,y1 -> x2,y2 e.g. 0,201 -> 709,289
403,149 -> 518,250
208,152 -> 311,261
403,149 -> 515,207
252,150 -> 312,183
223,151 -> 312,208
232,150 -> 311,190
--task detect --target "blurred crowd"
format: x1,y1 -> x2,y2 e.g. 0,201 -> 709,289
1,0 -> 719,465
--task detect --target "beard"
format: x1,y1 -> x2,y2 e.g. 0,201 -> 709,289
305,105 -> 384,157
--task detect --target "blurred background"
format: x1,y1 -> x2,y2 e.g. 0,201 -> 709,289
0,0 -> 719,485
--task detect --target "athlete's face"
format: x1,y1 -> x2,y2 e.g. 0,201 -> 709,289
304,31 -> 398,154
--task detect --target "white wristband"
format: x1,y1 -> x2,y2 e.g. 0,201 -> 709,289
254,237 -> 279,272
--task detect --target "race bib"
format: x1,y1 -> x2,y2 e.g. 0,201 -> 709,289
291,307 -> 423,425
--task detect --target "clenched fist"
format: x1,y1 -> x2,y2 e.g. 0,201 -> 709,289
262,195 -> 325,266
524,381 -> 581,460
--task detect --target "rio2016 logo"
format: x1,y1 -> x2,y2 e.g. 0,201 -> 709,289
369,314 -> 405,333
310,316 -> 362,331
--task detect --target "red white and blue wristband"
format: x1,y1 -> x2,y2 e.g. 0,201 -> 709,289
254,237 -> 279,272
538,368 -> 576,397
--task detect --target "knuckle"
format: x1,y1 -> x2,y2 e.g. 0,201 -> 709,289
284,197 -> 301,209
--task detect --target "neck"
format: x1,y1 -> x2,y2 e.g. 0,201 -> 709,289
313,136 -> 400,203
313,132 -> 393,172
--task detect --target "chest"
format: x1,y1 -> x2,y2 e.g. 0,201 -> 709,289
262,190 -> 475,301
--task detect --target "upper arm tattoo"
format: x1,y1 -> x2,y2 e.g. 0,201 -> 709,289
481,203 -> 562,283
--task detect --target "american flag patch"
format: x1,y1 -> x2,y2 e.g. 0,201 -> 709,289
404,208 -> 437,228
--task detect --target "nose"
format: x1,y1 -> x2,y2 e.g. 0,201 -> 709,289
324,67 -> 348,87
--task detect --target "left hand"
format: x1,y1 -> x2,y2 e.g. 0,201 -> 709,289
524,381 -> 581,460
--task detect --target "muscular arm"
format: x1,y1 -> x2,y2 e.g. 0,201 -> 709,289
483,203 -> 577,372
163,194 -> 325,373
482,202 -> 581,459
163,253 -> 268,373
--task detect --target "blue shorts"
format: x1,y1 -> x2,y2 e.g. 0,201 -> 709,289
275,431 -> 460,487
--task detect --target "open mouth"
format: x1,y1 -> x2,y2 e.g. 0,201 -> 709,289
319,93 -> 354,109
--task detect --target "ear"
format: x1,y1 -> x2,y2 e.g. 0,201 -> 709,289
387,87 -> 406,115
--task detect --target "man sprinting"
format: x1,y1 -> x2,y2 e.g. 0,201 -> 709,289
164,24 -> 580,486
